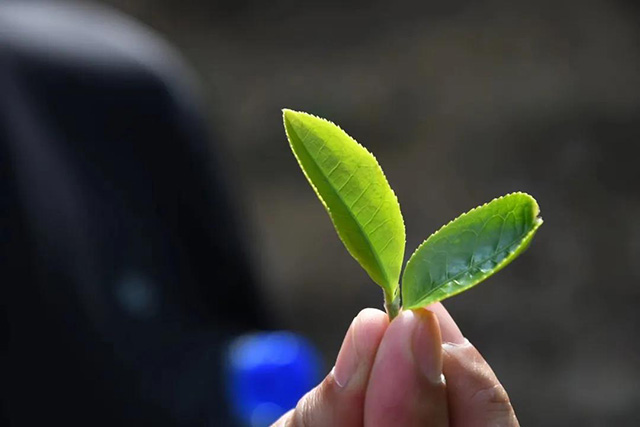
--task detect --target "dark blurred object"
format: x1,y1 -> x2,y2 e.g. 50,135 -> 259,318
1,2 -> 267,425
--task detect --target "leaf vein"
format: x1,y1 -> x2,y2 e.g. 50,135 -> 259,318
288,123 -> 395,287
362,202 -> 384,228
380,237 -> 395,253
350,182 -> 373,209
368,217 -> 391,235
419,228 -> 531,301
327,161 -> 342,177
337,167 -> 358,192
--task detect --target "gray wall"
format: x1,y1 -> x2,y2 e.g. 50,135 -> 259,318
102,1 -> 640,425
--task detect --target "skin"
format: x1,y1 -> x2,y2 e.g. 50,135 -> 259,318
274,303 -> 519,427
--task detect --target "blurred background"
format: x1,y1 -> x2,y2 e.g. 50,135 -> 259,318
3,0 -> 640,426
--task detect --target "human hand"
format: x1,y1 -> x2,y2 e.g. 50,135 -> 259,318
273,304 -> 519,427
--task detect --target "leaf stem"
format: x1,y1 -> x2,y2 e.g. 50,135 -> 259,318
384,290 -> 401,320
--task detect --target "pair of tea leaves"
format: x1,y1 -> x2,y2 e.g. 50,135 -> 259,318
283,109 -> 542,311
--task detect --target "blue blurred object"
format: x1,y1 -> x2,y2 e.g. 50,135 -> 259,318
226,332 -> 323,426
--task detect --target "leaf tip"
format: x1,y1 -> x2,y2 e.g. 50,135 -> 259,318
282,108 -> 297,123
513,191 -> 543,225
535,216 -> 544,228
282,109 -> 315,136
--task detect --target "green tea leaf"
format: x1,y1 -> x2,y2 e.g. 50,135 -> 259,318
402,192 -> 542,309
283,109 -> 405,296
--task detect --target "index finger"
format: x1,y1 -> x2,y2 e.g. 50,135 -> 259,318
428,303 -> 519,427
443,341 -> 519,427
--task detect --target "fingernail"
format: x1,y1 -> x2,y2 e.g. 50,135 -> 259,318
333,317 -> 359,388
411,309 -> 443,384
427,303 -> 466,345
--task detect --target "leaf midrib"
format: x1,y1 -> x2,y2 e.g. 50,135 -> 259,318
410,227 -> 533,302
290,124 -> 394,290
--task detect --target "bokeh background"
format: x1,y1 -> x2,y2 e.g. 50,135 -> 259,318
96,0 -> 639,425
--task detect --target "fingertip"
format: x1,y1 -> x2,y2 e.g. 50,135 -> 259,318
364,309 -> 448,426
412,307 -> 440,330
289,308 -> 388,426
411,308 -> 444,384
333,307 -> 389,389
355,307 -> 389,329
426,302 -> 466,345
351,308 -> 389,361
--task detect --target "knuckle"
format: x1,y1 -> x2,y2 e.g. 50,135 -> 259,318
470,383 -> 516,415
291,377 -> 335,427
274,409 -> 294,427
293,390 -> 317,427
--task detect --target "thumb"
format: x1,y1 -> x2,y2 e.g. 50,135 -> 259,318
273,308 -> 388,427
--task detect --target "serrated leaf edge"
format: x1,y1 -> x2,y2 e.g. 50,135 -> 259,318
402,192 -> 543,309
282,108 -> 406,291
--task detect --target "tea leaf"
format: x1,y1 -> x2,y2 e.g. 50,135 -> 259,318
283,109 -> 405,296
402,193 -> 542,309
